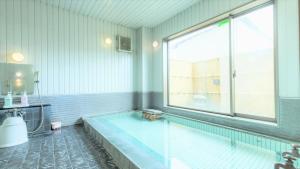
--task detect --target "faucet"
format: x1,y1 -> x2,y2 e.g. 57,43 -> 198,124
274,144 -> 299,169
292,144 -> 300,158
274,154 -> 297,169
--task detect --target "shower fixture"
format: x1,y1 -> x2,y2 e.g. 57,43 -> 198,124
28,71 -> 45,135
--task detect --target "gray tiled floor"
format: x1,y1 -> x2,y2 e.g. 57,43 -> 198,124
0,125 -> 119,169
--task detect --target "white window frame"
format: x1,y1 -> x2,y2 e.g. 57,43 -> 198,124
163,0 -> 278,122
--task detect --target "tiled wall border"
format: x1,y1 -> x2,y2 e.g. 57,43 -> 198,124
0,92 -> 138,127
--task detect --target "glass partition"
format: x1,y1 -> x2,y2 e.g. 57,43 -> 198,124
233,5 -> 275,119
168,20 -> 231,114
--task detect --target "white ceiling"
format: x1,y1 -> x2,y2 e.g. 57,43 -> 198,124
41,0 -> 201,28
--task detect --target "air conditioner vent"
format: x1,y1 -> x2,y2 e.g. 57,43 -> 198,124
116,35 -> 132,53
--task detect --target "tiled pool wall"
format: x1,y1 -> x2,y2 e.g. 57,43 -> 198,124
84,121 -> 140,169
165,114 -> 300,166
166,114 -> 291,150
151,92 -> 300,141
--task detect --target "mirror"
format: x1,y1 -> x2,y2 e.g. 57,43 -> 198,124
0,63 -> 34,95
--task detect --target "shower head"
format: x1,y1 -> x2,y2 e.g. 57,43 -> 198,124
34,71 -> 39,84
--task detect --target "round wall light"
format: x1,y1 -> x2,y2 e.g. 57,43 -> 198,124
12,52 -> 24,62
105,38 -> 112,45
152,41 -> 159,48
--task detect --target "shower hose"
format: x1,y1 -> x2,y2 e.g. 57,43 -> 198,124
27,80 -> 44,135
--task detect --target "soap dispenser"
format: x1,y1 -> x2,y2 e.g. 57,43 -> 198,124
21,91 -> 29,107
4,92 -> 13,108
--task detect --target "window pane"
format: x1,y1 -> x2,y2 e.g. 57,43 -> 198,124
233,5 -> 275,118
168,20 -> 231,113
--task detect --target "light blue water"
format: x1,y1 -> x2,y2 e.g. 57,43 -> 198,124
93,112 -> 299,169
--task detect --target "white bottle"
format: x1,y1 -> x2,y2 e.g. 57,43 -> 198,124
4,92 -> 13,108
21,91 -> 29,107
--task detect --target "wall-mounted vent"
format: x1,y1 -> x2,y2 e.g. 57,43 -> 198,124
116,35 -> 132,53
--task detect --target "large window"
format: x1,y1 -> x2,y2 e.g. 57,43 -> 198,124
167,4 -> 275,120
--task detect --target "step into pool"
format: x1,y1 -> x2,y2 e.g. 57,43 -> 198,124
83,111 -> 300,169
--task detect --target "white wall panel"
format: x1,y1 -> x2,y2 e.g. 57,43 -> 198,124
0,0 -> 6,63
135,27 -> 153,108
277,0 -> 300,97
0,0 -> 136,96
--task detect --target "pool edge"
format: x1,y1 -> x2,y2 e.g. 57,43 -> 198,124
83,118 -> 167,169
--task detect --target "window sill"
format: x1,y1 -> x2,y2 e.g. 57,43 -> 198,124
163,106 -> 278,128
